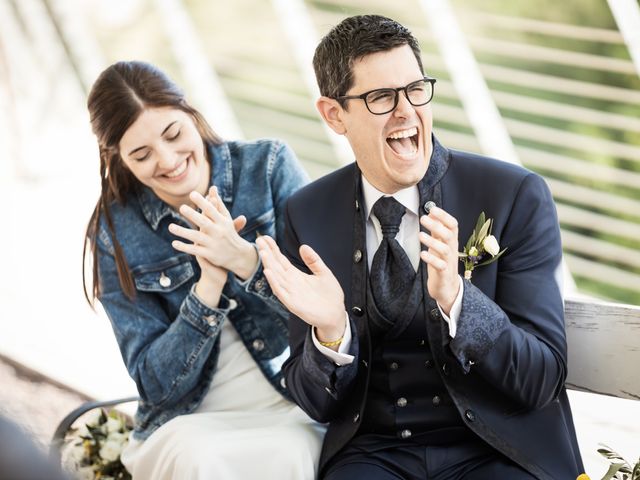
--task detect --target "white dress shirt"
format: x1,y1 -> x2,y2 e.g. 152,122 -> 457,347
313,174 -> 464,365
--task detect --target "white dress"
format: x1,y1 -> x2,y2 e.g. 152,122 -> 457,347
121,320 -> 325,480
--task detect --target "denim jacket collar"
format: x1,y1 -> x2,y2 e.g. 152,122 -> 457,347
136,142 -> 235,231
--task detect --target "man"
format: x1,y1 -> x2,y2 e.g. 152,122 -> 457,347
256,14 -> 584,480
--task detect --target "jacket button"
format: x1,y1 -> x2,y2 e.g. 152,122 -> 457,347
400,429 -> 412,439
361,359 -> 368,368
353,249 -> 363,263
228,299 -> 238,310
396,397 -> 407,408
423,201 -> 436,214
255,279 -> 265,290
465,410 -> 476,422
351,306 -> 363,317
432,395 -> 441,406
252,339 -> 265,351
280,377 -> 286,389
389,361 -> 399,370
442,363 -> 450,376
159,273 -> 171,288
205,315 -> 218,326
430,308 -> 440,319
418,339 -> 426,346
353,413 -> 360,423
425,359 -> 433,368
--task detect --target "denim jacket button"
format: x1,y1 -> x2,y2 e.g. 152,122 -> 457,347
228,299 -> 238,310
255,279 -> 265,291
159,273 -> 171,288
252,339 -> 265,351
205,315 -> 218,326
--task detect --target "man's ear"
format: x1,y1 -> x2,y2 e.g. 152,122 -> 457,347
316,96 -> 347,135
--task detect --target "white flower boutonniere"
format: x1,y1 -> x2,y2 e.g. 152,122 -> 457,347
459,212 -> 506,280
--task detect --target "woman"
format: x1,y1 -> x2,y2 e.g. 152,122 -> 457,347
83,61 -> 323,479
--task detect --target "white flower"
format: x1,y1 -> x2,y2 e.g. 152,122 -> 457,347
106,416 -> 122,434
483,235 -> 500,257
468,246 -> 479,257
99,439 -> 123,462
76,466 -> 96,480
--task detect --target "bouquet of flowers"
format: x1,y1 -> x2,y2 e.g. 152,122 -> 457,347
62,408 -> 132,480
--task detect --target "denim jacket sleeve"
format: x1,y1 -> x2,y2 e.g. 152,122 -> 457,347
97,237 -> 231,410
238,141 -> 309,303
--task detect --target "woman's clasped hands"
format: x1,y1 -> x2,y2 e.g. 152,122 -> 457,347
168,186 -> 259,307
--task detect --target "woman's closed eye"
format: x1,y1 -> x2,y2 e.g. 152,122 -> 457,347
166,129 -> 181,141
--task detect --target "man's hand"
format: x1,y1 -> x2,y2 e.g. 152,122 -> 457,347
256,235 -> 346,342
419,206 -> 461,315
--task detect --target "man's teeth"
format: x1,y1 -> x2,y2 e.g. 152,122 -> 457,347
387,127 -> 418,140
165,160 -> 187,178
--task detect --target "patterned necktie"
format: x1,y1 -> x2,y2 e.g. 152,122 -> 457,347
369,196 -> 415,321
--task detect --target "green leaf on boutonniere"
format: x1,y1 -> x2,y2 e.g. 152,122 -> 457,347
477,219 -> 492,244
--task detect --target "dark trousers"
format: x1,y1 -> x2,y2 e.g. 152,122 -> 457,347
323,434 -> 537,480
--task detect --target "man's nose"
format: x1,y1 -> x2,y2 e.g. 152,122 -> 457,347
393,90 -> 414,118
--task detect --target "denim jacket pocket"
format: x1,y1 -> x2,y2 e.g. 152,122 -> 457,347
132,255 -> 195,293
241,208 -> 275,241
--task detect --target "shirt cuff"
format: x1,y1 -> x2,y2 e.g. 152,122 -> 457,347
437,275 -> 464,338
311,312 -> 354,366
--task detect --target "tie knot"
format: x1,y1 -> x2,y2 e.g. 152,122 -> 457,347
373,196 -> 406,238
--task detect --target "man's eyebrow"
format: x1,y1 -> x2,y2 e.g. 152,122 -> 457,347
127,121 -> 179,156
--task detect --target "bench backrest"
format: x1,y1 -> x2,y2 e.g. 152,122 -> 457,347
565,297 -> 640,400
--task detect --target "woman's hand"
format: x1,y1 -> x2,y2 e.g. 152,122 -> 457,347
169,187 -> 259,280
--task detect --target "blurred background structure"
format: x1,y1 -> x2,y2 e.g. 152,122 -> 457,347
0,0 -> 639,477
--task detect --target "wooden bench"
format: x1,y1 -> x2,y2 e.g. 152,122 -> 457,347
50,297 -> 640,472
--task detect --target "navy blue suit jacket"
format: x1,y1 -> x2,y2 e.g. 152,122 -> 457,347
281,139 -> 584,479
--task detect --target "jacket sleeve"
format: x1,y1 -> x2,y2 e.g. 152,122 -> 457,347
237,141 -> 309,308
448,173 -> 567,410
97,235 -> 232,410
280,201 -> 360,423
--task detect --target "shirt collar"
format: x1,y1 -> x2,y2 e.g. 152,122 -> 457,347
360,174 -> 420,220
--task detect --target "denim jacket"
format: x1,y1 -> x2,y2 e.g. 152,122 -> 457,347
96,139 -> 308,440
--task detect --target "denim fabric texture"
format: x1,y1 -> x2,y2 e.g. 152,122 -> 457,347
96,139 -> 308,440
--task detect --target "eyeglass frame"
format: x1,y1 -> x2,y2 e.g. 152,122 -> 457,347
334,76 -> 437,115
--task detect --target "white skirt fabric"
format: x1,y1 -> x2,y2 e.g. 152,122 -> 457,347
121,320 -> 325,480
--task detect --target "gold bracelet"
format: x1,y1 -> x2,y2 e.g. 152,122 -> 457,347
316,328 -> 344,347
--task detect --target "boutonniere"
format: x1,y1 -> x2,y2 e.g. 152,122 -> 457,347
459,212 -> 506,280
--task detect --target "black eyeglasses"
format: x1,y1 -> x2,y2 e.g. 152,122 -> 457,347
336,77 -> 436,115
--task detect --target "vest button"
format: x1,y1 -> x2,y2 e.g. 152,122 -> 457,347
465,410 -> 476,422
351,306 -> 363,317
442,363 -> 450,376
425,359 -> 433,368
361,359 -> 368,368
353,249 -> 363,263
432,395 -> 441,406
400,429 -> 412,439
423,201 -> 436,214
353,413 -> 360,423
252,339 -> 265,351
389,362 -> 399,370
418,339 -> 426,347
396,397 -> 407,408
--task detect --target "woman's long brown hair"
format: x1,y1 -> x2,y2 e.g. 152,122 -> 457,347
83,61 -> 222,306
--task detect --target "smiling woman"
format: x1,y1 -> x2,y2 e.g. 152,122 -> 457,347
81,61 -> 322,479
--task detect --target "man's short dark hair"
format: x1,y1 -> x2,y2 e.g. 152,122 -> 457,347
312,15 -> 424,105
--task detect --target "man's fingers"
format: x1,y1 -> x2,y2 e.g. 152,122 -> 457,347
419,232 -> 451,260
263,268 -> 292,303
420,215 -> 455,243
299,244 -> 328,277
420,250 -> 447,271
426,206 -> 458,231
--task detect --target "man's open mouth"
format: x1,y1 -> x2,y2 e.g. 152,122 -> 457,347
386,127 -> 419,156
